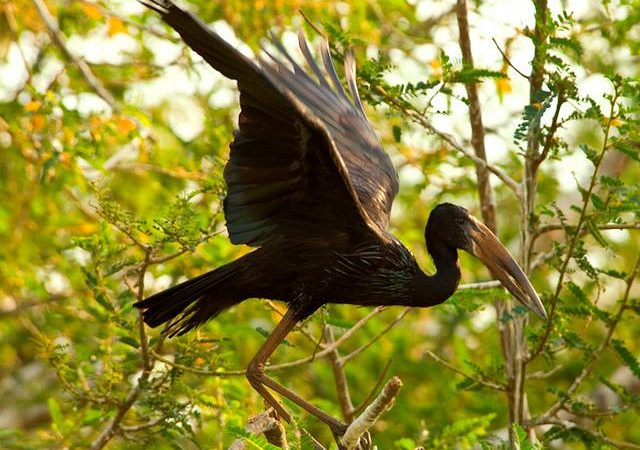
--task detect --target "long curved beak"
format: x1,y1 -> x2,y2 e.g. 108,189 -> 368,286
468,218 -> 548,319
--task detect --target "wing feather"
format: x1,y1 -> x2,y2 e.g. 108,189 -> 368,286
141,0 -> 399,246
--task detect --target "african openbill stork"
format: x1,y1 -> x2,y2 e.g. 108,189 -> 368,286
135,0 -> 547,435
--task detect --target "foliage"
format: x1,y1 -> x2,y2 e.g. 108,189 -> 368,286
0,0 -> 638,449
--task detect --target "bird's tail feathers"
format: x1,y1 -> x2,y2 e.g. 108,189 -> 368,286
134,267 -> 239,337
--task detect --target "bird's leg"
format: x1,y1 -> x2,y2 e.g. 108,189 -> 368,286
246,308 -> 348,435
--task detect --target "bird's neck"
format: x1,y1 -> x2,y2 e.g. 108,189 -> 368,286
411,239 -> 461,307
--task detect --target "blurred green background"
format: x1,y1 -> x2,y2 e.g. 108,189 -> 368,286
0,0 -> 638,448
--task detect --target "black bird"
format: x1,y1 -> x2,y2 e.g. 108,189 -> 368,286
135,0 -> 547,434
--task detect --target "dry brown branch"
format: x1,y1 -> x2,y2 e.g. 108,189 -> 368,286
245,409 -> 288,449
325,326 -> 355,421
32,0 -> 117,109
456,0 -> 496,232
340,377 -> 403,450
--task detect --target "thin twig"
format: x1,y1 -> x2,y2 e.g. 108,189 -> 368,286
90,248 -> 154,450
528,85 -> 621,362
526,365 -> 562,380
491,38 -> 530,80
535,418 -> 640,449
32,0 -> 117,109
340,307 -> 411,364
374,85 -> 522,198
423,349 -> 505,391
535,222 -> 640,237
151,307 -> 389,376
535,254 -> 640,423
351,358 -> 392,417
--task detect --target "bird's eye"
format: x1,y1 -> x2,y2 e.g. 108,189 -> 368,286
455,217 -> 465,226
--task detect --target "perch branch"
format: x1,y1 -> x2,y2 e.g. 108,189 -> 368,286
339,377 -> 403,450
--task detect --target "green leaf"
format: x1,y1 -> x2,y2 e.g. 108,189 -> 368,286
118,336 -> 140,349
228,426 -> 282,450
48,398 -> 64,432
585,218 -> 608,247
392,125 -> 402,143
580,144 -> 598,165
325,316 -> 355,329
612,339 -> 640,379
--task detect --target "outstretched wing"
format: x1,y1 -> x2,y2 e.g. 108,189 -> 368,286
141,0 -> 399,245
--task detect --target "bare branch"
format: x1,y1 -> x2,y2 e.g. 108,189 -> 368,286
151,307 -> 390,376
491,38 -> 530,80
340,377 -> 403,450
341,307 -> 411,364
456,0 -> 497,232
459,280 -> 502,290
325,326 -> 355,421
535,222 -> 640,236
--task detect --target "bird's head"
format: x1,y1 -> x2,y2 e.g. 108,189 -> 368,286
426,203 -> 547,319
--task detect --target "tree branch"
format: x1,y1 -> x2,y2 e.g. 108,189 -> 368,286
32,0 -> 117,109
339,377 -> 403,450
151,307 -> 390,376
456,0 -> 497,232
374,85 -> 522,198
535,253 -> 640,424
528,85 -> 621,362
424,349 -> 505,391
324,326 -> 355,421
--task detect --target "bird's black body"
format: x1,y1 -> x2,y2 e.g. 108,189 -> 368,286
142,210 -> 462,337
135,0 -> 546,436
